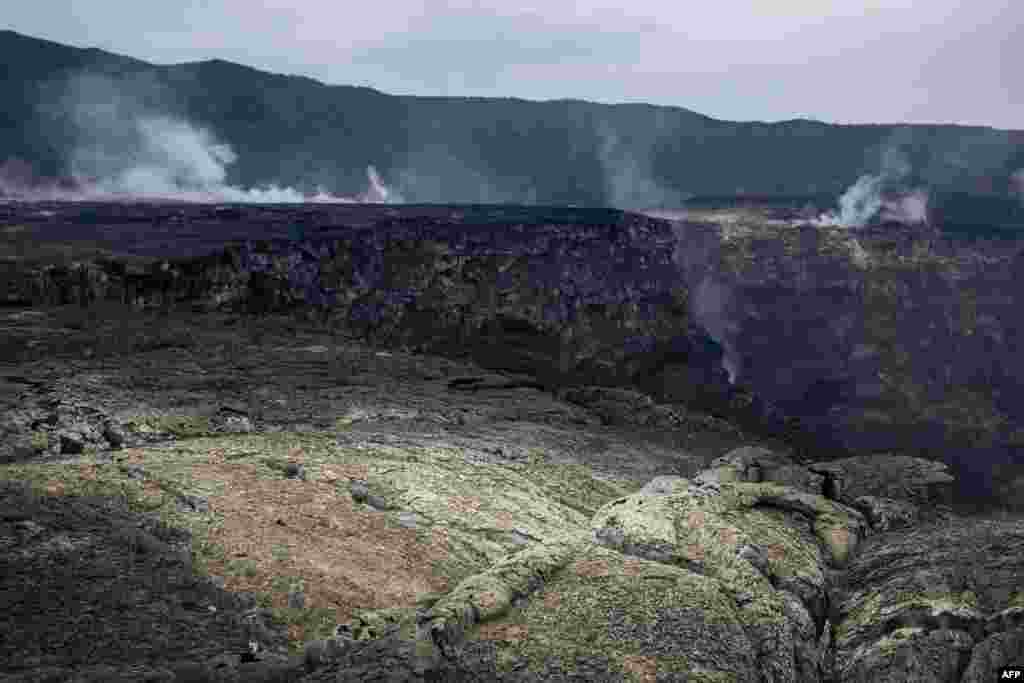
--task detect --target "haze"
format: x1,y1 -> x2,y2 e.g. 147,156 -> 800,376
5,0 -> 1021,130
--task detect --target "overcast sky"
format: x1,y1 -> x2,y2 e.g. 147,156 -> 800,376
5,1 -> 1022,129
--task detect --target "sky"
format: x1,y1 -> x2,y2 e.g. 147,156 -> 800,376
4,0 -> 1023,129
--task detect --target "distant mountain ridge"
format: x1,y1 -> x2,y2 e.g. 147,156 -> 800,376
2,29 -> 1024,208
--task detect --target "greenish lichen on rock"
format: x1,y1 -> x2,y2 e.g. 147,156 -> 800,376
419,532 -> 586,659
577,449 -> 870,680
462,543 -> 758,680
123,413 -> 214,440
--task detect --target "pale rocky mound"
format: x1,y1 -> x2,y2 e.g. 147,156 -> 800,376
0,306 -> 757,681
0,310 -> 1020,682
1,326 -> 1021,680
296,444 -> 1023,682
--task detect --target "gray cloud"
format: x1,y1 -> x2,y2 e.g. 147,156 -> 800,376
5,0 -> 1023,128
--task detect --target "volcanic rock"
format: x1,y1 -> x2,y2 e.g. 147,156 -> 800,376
0,201 -> 1022,681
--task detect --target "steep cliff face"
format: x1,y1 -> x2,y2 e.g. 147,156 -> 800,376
0,204 -> 756,427
677,209 -> 1023,501
2,202 -> 1022,504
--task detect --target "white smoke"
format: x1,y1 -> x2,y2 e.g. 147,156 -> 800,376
721,354 -> 739,386
835,174 -> 885,227
69,115 -> 399,203
3,116 -> 402,204
641,208 -> 690,222
359,165 -> 403,203
881,189 -> 929,224
812,146 -> 929,228
11,72 -> 402,204
692,275 -> 741,385
596,121 -> 680,210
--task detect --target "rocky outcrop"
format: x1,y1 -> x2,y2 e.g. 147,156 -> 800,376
0,203 -> 794,437
832,516 -> 1024,682
693,213 -> 1024,481
2,200 -> 1024,681
5,201 -> 1024,500
5,204 -> 1022,461
1,295 -> 1021,680
301,447 -> 1015,682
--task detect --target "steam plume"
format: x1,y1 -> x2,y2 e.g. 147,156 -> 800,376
596,121 -> 680,210
359,165 -> 403,203
813,146 -> 929,228
882,189 -> 929,224
834,174 -> 885,227
69,115 -> 399,203
2,116 -> 400,204
5,72 -> 401,204
692,276 -> 741,385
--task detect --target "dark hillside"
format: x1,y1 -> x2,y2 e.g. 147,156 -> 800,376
2,30 -> 1023,207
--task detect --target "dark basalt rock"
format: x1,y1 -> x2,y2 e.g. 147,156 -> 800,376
2,201 -> 1023,495
2,203 -> 768,431
0,281 -> 1021,682
833,516 -> 1024,682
